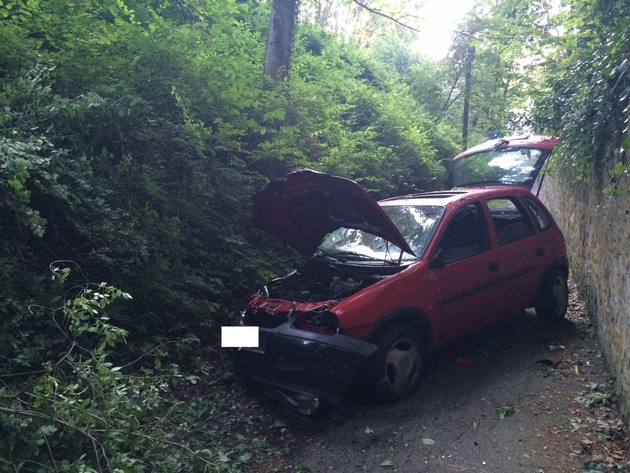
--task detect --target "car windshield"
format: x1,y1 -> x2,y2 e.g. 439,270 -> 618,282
317,204 -> 444,263
450,147 -> 552,188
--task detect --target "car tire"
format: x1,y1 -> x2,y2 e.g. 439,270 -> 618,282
364,325 -> 425,402
535,268 -> 568,321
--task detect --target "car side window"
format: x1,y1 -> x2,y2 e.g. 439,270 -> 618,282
438,203 -> 489,263
524,197 -> 551,231
489,198 -> 534,246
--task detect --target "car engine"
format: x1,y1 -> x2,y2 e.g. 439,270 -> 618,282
241,259 -> 406,332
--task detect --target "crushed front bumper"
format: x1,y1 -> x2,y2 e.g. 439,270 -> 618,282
233,323 -> 377,404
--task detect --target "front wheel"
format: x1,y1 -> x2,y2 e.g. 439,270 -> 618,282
363,325 -> 425,402
535,268 -> 569,321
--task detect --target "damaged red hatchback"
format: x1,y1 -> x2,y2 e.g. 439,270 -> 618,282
234,135 -> 567,413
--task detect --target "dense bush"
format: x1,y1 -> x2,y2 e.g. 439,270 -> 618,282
0,0 -> 459,469
1,0 -> 456,336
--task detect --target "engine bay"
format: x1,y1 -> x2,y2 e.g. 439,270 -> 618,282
262,258 -> 404,303
241,258 -> 407,331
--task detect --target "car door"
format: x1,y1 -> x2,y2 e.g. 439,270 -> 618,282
427,203 -> 505,344
485,196 -> 545,316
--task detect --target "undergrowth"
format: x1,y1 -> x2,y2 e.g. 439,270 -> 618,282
0,264 -> 283,472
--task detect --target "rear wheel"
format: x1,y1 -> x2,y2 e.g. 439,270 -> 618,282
535,268 -> 568,321
364,325 -> 425,402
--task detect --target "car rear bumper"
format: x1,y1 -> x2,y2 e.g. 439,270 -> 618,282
233,323 -> 377,404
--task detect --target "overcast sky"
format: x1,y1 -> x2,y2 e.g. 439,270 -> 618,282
414,0 -> 475,58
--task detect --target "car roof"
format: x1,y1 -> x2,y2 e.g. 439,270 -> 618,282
379,186 -> 535,207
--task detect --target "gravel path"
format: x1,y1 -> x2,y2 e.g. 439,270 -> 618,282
258,281 -> 630,473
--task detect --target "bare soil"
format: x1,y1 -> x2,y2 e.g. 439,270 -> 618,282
248,281 -> 630,473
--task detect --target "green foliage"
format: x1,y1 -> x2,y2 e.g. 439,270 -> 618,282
442,0 -> 560,143
0,267 -> 277,472
532,0 -> 630,194
1,0 -> 275,334
576,382 -> 616,407
0,260 -> 63,376
0,0 -> 460,469
1,269 -> 151,471
264,26 -> 451,195
1,0 -> 456,335
496,404 -> 517,419
0,63 -> 71,239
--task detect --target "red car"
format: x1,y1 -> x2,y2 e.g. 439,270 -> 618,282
234,135 -> 567,414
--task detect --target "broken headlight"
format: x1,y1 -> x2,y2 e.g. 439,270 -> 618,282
294,306 -> 339,335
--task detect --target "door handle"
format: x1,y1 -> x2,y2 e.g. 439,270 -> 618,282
488,261 -> 500,272
535,247 -> 545,257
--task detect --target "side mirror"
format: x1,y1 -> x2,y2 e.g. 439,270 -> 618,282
429,249 -> 445,269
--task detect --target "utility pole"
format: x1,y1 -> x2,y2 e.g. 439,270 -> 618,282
462,45 -> 475,150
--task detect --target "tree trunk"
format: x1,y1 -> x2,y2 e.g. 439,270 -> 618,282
462,46 -> 475,150
264,0 -> 299,81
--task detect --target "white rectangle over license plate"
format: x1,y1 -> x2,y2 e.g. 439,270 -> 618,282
221,326 -> 259,348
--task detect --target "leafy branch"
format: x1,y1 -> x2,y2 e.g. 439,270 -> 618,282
350,0 -> 422,33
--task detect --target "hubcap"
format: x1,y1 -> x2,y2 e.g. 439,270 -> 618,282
385,337 -> 420,393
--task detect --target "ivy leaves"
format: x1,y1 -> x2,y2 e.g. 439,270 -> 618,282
533,0 -> 630,195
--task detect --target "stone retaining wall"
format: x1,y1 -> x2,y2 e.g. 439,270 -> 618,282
541,174 -> 630,420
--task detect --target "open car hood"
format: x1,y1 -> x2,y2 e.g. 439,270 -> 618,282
448,134 -> 560,191
251,169 -> 415,256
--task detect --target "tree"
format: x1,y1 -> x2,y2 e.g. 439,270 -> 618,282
264,0 -> 299,80
267,0 -> 426,81
444,0 -> 558,145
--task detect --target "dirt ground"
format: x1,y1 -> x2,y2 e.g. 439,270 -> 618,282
251,281 -> 630,473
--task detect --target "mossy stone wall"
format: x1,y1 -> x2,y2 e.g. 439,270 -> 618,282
541,174 -> 630,421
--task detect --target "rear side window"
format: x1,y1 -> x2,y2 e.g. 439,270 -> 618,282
524,197 -> 551,231
488,198 -> 534,246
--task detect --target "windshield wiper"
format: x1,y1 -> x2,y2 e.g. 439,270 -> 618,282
331,251 -> 398,265
314,249 -> 347,262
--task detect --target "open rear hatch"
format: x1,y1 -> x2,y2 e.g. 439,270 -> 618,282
447,135 -> 560,193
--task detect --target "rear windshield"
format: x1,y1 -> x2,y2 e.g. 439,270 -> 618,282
449,147 -> 552,188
